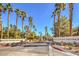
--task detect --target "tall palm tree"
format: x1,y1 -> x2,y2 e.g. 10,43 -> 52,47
0,3 -> 4,39
20,11 -> 27,32
0,3 -> 4,38
56,8 -> 61,37
15,9 -> 20,38
52,10 -> 57,36
15,9 -> 20,30
55,3 -> 66,37
39,32 -> 42,41
69,3 -> 73,36
45,26 -> 48,36
4,3 -> 13,38
0,3 -> 3,23
29,16 -> 33,31
45,26 -> 48,39
32,25 -> 37,39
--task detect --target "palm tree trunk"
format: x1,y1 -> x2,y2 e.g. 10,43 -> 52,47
54,14 -> 56,37
15,14 -> 18,39
16,14 -> 18,30
7,10 -> 10,39
0,11 -> 3,39
22,17 -> 24,32
58,13 -> 60,37
69,3 -> 73,36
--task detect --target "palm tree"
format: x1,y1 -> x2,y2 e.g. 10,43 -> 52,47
15,9 -> 20,30
45,26 -> 48,36
55,3 -> 66,37
4,3 -> 13,38
29,16 -> 33,31
52,9 -> 57,36
20,11 -> 27,32
0,3 -> 4,39
45,26 -> 48,39
15,9 -> 20,38
39,32 -> 42,41
19,11 -> 27,38
32,25 -> 37,39
69,3 -> 73,36
56,8 -> 61,37
52,10 -> 56,27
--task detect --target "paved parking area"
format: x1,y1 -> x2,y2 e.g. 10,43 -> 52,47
0,45 -> 77,56
0,46 -> 49,56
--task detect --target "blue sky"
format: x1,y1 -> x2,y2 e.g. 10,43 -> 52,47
1,3 -> 79,35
